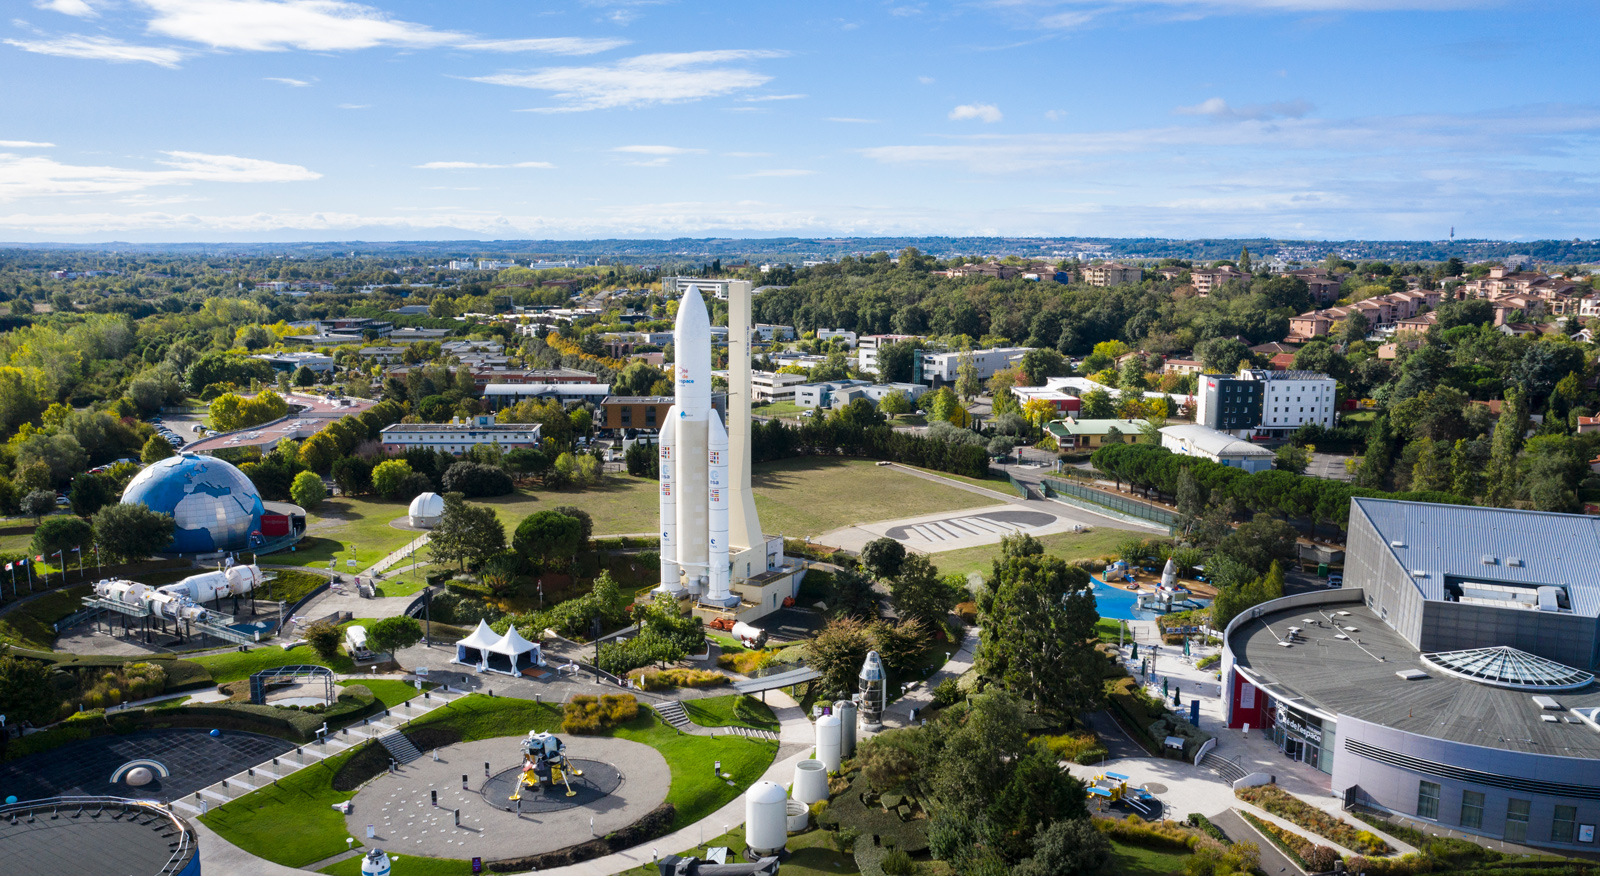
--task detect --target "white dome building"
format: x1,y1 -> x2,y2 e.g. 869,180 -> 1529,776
408,492 -> 445,528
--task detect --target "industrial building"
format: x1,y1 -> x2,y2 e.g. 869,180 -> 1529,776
1159,424 -> 1276,472
1222,499 -> 1600,851
379,416 -> 543,454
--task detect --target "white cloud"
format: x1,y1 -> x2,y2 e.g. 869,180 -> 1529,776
133,0 -> 624,54
337,103 -> 368,109
950,103 -> 1003,123
265,76 -> 311,86
1175,97 -> 1313,120
611,145 -> 705,155
415,161 -> 554,169
1039,10 -> 1096,28
739,93 -> 805,102
1044,110 -> 1067,121
1030,0 -> 1494,9
5,35 -> 186,67
34,0 -> 97,17
737,169 -> 816,178
917,76 -> 935,85
0,140 -> 55,148
478,50 -> 783,112
0,150 -> 319,200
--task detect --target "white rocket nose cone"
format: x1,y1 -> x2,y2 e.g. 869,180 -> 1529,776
675,285 -> 712,342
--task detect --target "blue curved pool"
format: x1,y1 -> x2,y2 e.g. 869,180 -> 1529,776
1089,576 -> 1210,621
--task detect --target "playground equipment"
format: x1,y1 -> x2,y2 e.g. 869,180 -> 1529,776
1085,771 -> 1156,815
511,732 -> 584,800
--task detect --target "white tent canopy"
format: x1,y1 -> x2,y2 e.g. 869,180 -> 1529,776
452,620 -> 500,672
483,625 -> 543,676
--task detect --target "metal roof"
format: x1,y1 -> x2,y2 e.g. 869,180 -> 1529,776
1351,498 -> 1600,618
1159,424 -> 1275,458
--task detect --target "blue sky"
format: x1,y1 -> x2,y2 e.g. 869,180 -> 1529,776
0,0 -> 1595,242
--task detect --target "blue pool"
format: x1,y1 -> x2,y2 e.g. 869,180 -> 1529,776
1089,576 -> 1210,621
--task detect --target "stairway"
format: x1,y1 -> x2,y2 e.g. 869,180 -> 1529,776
655,700 -> 692,730
378,731 -> 423,765
1201,751 -> 1249,785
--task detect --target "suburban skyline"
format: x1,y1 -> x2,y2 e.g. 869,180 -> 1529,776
2,0 -> 1595,243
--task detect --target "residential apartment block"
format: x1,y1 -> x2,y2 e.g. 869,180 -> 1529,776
1083,263 -> 1143,287
379,416 -> 542,455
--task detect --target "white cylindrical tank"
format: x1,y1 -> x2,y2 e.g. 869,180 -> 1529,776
225,564 -> 264,595
745,780 -> 788,856
785,798 -> 809,833
163,571 -> 231,602
705,412 -> 732,605
731,622 -> 766,649
816,712 -> 842,772
146,591 -> 186,620
792,758 -> 829,805
834,700 -> 858,758
657,413 -> 680,589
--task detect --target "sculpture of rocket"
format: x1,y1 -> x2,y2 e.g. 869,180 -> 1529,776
658,286 -> 745,607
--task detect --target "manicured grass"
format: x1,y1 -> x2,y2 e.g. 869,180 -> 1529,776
0,583 -> 94,649
752,400 -> 807,417
472,477 -> 659,537
190,643 -> 356,683
902,463 -> 1014,493
928,528 -> 1129,579
751,457 -> 998,538
320,853 -> 476,876
681,694 -> 779,731
277,497 -> 420,572
612,709 -> 778,831
1097,617 -> 1133,643
0,529 -> 36,555
199,741 -> 364,867
1104,838 -> 1192,875
341,678 -> 429,708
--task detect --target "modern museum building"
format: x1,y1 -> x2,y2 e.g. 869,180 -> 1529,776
1222,498 -> 1600,850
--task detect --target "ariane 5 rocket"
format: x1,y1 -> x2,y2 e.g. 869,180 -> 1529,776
658,286 -> 739,607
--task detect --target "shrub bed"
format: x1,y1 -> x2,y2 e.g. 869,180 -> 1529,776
629,667 -> 729,690
561,694 -> 640,734
1236,783 -> 1392,855
1239,810 -> 1314,870
1189,812 -> 1232,845
1094,814 -> 1206,852
1038,731 -> 1109,765
122,684 -> 380,742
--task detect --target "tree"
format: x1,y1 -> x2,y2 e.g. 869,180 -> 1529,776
292,365 -> 317,387
1078,388 -> 1115,419
371,459 -> 415,499
877,390 -> 912,418
298,431 -> 341,473
0,651 -> 60,727
977,545 -> 1100,718
92,503 -> 176,562
430,493 -> 506,569
441,461 -> 514,498
1012,817 -> 1110,876
22,489 -> 56,524
1342,310 -> 1371,344
955,350 -> 982,402
1118,354 -> 1147,391
874,340 -> 917,384
32,514 -> 93,559
805,616 -> 873,699
889,553 -> 964,624
140,434 -> 175,464
1355,415 -> 1392,489
513,510 -> 583,570
1484,386 -> 1528,507
290,470 -> 327,510
69,473 -> 116,518
1274,443 -> 1311,473
367,616 -> 423,656
860,537 -> 907,580
1019,348 -> 1067,386
16,433 -> 87,488
624,442 -> 657,478
824,567 -> 880,619
987,435 -> 1017,459
304,620 -> 342,662
330,456 -> 374,497
1195,337 -> 1250,374
1237,246 -> 1253,275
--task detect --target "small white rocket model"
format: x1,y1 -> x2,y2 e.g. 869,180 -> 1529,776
658,286 -> 741,607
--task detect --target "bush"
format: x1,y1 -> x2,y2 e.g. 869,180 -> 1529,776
441,462 -> 514,498
1189,813 -> 1231,845
629,667 -> 728,690
1094,815 -> 1202,852
560,693 -> 639,734
1196,653 -> 1220,670
932,677 -> 961,708
1039,731 -> 1109,765
1304,845 -> 1339,872
880,848 -> 917,875
953,601 -> 977,624
1236,783 -> 1391,855
290,471 -> 326,510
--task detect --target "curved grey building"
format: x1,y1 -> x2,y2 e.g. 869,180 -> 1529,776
1222,499 -> 1600,851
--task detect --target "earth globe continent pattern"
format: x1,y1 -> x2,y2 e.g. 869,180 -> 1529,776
121,455 -> 265,553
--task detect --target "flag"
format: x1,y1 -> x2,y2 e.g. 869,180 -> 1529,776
72,546 -> 81,553
34,555 -> 42,562
4,563 -> 10,571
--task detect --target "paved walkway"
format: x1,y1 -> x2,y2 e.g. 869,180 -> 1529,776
1209,808 -> 1301,875
878,625 -> 976,729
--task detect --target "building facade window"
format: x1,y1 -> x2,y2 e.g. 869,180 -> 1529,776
1417,781 -> 1441,820
1505,799 -> 1531,843
1460,791 -> 1484,830
1552,805 -> 1577,844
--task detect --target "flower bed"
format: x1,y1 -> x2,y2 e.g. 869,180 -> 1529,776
1236,783 -> 1392,855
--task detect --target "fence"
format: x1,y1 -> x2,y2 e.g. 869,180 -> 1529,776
1006,471 -> 1033,499
1040,476 -> 1178,532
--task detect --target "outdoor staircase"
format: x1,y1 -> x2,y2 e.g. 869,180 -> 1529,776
655,700 -> 693,731
1201,751 -> 1249,785
378,730 -> 422,765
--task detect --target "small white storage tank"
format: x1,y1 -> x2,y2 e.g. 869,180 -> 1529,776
815,712 -> 842,772
745,780 -> 788,856
792,758 -> 828,804
409,492 -> 445,528
834,699 -> 857,757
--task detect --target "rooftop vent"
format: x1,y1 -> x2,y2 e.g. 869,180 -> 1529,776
1534,695 -> 1563,710
1335,634 -> 1350,640
1390,540 -> 1407,548
1508,557 -> 1524,567
1411,570 -> 1429,578
1395,669 -> 1429,681
1541,715 -> 1560,723
1481,555 -> 1499,565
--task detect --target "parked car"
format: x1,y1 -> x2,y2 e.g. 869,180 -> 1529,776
1328,574 -> 1343,588
55,495 -> 72,507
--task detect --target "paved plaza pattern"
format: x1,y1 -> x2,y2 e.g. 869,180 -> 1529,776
344,736 -> 671,860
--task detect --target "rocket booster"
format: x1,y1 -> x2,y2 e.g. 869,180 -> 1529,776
707,413 -> 731,603
658,409 -> 680,589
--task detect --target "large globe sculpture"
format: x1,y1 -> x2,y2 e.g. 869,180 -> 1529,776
121,454 -> 266,554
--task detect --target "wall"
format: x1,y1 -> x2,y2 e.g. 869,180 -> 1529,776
1219,588 -> 1365,723
1421,600 -> 1598,669
1345,506 -> 1427,648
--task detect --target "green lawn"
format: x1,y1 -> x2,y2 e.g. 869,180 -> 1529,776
681,694 -> 779,731
902,463 -> 1015,493
320,854 -> 475,876
1097,617 -> 1133,643
210,694 -> 776,872
1103,838 -> 1191,875
0,583 -> 94,650
752,400 -> 807,417
340,678 -> 430,708
927,528 -> 1129,579
620,825 -> 857,875
472,477 -> 660,537
190,642 -> 356,683
277,497 -> 421,572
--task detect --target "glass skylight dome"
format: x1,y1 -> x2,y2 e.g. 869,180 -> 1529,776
1420,646 -> 1595,691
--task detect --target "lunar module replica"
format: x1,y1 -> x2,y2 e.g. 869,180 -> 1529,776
511,732 -> 584,800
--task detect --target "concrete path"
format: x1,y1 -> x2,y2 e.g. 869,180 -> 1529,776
1209,808 -> 1302,875
877,625 -> 976,729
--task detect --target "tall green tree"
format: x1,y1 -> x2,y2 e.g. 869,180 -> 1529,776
888,553 -> 964,624
92,503 -> 176,562
1237,246 -> 1253,274
1355,415 -> 1393,489
977,544 -> 1099,718
1484,387 -> 1528,507
431,493 -> 506,569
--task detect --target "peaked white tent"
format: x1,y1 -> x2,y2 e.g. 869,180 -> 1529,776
453,620 -> 500,672
484,625 -> 543,676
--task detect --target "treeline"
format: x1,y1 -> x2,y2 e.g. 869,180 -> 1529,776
1089,443 -> 1468,535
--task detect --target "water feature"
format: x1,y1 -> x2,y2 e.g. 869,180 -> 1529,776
1089,576 -> 1210,621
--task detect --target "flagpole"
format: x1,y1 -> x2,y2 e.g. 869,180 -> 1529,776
25,559 -> 32,592
7,565 -> 14,598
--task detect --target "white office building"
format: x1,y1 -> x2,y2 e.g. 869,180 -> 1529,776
1249,369 -> 1337,436
918,347 -> 1029,387
662,277 -> 753,301
752,371 -> 808,403
380,416 -> 542,455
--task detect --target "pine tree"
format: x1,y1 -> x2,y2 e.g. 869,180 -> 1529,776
1450,438 -> 1481,500
1355,415 -> 1392,489
1484,387 -> 1528,508
1238,247 -> 1253,274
